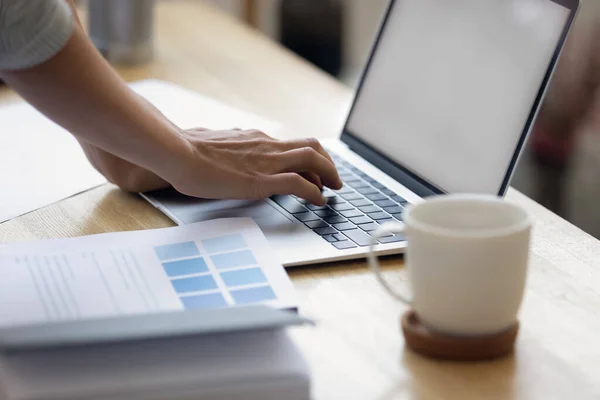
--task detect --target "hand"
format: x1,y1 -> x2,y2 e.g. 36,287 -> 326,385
170,128 -> 342,205
78,140 -> 171,193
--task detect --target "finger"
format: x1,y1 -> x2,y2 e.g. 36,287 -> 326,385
301,172 -> 323,190
279,138 -> 342,189
274,147 -> 342,189
281,137 -> 335,165
261,173 -> 326,205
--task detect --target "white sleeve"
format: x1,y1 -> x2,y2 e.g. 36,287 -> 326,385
0,0 -> 74,71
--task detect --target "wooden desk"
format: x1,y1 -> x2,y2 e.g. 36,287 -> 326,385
2,2 -> 600,399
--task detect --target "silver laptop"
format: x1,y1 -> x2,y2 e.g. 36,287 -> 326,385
142,0 -> 578,267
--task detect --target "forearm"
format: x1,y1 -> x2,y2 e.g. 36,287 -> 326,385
0,21 -> 190,185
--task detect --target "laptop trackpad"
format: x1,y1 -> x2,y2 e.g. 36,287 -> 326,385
145,189 -> 294,231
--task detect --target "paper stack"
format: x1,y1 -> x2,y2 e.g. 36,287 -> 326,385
0,218 -> 310,400
0,308 -> 310,400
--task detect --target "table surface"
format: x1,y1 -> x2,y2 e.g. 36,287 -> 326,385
2,2 -> 600,399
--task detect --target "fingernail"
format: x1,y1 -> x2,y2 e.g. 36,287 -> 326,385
319,196 -> 327,205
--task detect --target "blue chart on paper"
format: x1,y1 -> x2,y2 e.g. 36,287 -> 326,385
153,234 -> 277,309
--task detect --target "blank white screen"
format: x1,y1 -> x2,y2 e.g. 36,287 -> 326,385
347,0 -> 569,194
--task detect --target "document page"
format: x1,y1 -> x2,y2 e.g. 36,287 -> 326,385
0,218 -> 296,327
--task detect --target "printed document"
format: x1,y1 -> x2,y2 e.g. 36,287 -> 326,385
0,218 -> 296,327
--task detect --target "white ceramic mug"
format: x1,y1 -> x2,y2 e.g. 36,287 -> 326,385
368,194 -> 532,336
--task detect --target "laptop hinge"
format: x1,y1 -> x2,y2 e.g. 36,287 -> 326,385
342,132 -> 441,199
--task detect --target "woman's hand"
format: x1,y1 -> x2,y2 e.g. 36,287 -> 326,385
169,128 -> 342,205
78,140 -> 171,193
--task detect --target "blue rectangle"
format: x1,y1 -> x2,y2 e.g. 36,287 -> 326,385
180,293 -> 227,309
162,257 -> 208,277
202,234 -> 247,254
211,250 -> 257,269
171,275 -> 217,293
154,242 -> 200,261
220,267 -> 267,287
230,286 -> 276,305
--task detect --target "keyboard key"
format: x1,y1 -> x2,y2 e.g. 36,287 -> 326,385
331,202 -> 354,211
339,208 -> 362,218
359,222 -> 379,232
340,192 -> 363,201
335,186 -> 355,194
306,203 -> 328,211
314,208 -> 339,218
314,226 -> 337,235
369,211 -> 391,220
375,232 -> 394,238
382,188 -> 396,196
383,205 -> 405,214
378,218 -> 394,224
348,180 -> 370,189
327,196 -> 345,205
333,240 -> 357,250
343,229 -> 373,246
374,199 -> 395,208
323,234 -> 338,242
359,205 -> 380,214
321,189 -> 338,198
365,193 -> 387,201
305,220 -> 329,229
349,198 -> 371,207
343,176 -> 361,183
295,197 -> 309,204
294,211 -> 320,222
372,182 -> 386,190
356,186 -> 378,195
271,196 -> 308,214
323,215 -> 347,224
333,222 -> 356,231
391,195 -> 407,204
392,213 -> 403,221
349,215 -> 372,225
378,235 -> 406,244
333,233 -> 346,241
363,176 -> 377,184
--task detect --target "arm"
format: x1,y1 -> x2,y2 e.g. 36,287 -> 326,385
0,1 -> 341,204
0,16 -> 190,189
60,1 -> 171,192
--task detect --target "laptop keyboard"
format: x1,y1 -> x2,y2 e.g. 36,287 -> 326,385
270,153 -> 408,249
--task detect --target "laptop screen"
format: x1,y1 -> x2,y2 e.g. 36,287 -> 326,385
344,0 -> 573,195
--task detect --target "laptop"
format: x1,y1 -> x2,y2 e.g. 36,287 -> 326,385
142,0 -> 579,267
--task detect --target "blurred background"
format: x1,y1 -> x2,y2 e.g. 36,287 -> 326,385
62,0 -> 600,241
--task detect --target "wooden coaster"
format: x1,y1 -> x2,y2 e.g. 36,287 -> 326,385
401,310 -> 519,361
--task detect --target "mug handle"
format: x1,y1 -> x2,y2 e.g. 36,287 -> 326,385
367,222 -> 413,305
